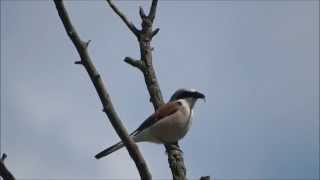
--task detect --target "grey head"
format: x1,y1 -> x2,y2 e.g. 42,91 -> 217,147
170,89 -> 206,109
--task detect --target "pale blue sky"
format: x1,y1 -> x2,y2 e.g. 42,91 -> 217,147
1,0 -> 319,179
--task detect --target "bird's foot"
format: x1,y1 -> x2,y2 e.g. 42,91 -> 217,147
165,143 -> 183,154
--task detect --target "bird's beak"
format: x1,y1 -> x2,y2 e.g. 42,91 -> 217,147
194,92 -> 206,102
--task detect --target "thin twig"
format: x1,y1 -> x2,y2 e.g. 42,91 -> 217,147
124,57 -> 145,71
151,28 -> 160,38
148,0 -> 158,21
139,6 -> 147,19
53,1 -> 151,179
106,0 -> 139,37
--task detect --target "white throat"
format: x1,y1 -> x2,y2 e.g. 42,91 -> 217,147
177,99 -> 193,136
178,99 -> 193,118
183,97 -> 198,109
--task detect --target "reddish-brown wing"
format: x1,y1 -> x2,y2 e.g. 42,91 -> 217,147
131,101 -> 182,135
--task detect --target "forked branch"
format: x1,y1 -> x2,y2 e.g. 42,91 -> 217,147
124,57 -> 145,71
106,0 -> 188,180
53,1 -> 151,179
105,0 -> 140,37
148,0 -> 158,21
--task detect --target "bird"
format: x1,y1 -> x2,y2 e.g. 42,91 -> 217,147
95,88 -> 205,159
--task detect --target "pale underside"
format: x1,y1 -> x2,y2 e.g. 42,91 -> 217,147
134,99 -> 192,144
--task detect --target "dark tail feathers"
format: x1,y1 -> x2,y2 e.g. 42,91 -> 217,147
95,142 -> 124,159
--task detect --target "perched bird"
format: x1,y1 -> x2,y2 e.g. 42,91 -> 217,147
95,89 -> 205,159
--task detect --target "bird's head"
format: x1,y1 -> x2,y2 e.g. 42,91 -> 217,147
170,89 -> 206,108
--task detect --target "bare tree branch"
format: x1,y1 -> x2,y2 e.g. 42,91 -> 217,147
151,28 -> 160,38
148,0 -> 158,21
200,176 -> 210,180
53,1 -> 151,179
105,0 -> 140,37
106,0 -> 191,179
124,57 -> 145,71
139,6 -> 147,19
0,154 -> 15,180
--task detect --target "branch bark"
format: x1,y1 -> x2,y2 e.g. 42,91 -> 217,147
53,1 -> 151,179
200,176 -> 210,180
105,0 -> 139,37
106,1 -> 188,179
0,154 -> 15,180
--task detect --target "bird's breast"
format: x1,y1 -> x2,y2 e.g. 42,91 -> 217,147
149,100 -> 192,143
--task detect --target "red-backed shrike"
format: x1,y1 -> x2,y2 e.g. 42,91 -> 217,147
95,89 -> 205,159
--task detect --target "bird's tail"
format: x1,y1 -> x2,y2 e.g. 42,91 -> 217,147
95,141 -> 124,159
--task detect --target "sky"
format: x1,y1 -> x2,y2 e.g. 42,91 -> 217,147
1,0 -> 319,179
